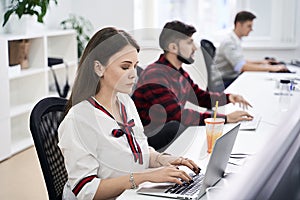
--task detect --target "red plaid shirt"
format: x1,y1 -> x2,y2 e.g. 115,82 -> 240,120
132,54 -> 229,132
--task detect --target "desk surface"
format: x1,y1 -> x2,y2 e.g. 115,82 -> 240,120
117,123 -> 276,200
118,66 -> 300,200
224,68 -> 300,125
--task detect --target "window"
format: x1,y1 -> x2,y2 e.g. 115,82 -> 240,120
153,0 -> 235,42
134,0 -> 297,45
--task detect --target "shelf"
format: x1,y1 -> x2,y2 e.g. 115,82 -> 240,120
9,74 -> 47,108
10,103 -> 34,118
0,33 -> 44,40
0,29 -> 76,40
10,111 -> 33,155
11,137 -> 33,156
9,67 -> 45,80
0,119 -> 11,161
0,30 -> 77,161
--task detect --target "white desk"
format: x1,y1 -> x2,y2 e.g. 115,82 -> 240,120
117,125 -> 234,200
117,122 -> 277,200
118,68 -> 300,200
223,68 -> 300,126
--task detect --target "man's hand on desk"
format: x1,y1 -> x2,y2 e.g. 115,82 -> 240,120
268,64 -> 289,72
227,94 -> 253,123
228,94 -> 252,110
226,110 -> 253,123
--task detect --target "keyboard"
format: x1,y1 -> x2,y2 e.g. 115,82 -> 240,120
269,69 -> 295,73
239,116 -> 261,130
164,173 -> 205,196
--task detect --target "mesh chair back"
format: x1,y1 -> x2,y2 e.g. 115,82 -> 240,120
200,39 -> 216,58
201,39 -> 238,90
200,39 -> 218,91
30,97 -> 68,200
200,39 -> 229,92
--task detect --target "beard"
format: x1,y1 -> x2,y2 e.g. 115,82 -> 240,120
177,48 -> 195,64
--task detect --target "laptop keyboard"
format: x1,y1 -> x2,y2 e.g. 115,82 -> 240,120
164,173 -> 205,196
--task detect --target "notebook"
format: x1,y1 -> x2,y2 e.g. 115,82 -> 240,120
239,115 -> 261,130
136,124 -> 241,200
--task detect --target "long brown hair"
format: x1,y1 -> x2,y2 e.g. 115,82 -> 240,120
65,27 -> 140,114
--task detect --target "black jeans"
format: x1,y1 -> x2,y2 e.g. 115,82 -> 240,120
146,121 -> 186,152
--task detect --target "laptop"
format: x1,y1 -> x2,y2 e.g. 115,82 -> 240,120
136,124 -> 241,199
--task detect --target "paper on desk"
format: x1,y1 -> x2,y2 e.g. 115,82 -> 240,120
228,157 -> 247,166
226,155 -> 252,174
226,163 -> 242,174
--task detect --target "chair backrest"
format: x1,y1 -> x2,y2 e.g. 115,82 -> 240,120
29,97 -> 68,200
200,39 -> 225,92
136,65 -> 144,77
200,39 -> 218,91
201,39 -> 238,91
200,39 -> 216,58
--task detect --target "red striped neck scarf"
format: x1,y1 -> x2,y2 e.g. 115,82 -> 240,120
88,97 -> 143,164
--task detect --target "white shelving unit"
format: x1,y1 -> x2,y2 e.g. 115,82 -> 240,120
0,30 -> 77,161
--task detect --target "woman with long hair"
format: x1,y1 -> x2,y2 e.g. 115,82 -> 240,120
58,27 -> 200,200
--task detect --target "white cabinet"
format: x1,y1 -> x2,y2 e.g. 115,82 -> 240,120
0,30 -> 77,161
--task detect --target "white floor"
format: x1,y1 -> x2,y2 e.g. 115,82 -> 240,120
0,146 -> 48,200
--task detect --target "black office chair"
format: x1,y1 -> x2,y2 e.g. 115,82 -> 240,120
29,97 -> 68,200
136,65 -> 144,77
200,39 -> 223,92
200,39 -> 216,58
200,39 -> 238,92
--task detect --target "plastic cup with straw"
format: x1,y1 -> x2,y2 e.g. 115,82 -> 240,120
213,101 -> 219,121
205,101 -> 225,153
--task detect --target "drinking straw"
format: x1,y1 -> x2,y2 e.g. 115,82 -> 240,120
213,101 -> 219,121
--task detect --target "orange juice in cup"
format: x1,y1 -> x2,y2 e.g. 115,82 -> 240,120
204,118 -> 225,153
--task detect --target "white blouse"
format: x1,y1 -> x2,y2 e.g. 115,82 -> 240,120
58,93 -> 150,200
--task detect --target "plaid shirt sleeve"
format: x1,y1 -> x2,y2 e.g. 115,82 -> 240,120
180,69 -> 230,109
133,83 -> 226,126
133,72 -> 227,126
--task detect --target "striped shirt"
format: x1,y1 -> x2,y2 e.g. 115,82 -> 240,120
132,54 -> 230,133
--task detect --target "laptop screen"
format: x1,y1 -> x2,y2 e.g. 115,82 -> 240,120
136,124 -> 241,199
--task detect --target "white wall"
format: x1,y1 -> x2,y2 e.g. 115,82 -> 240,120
243,45 -> 299,62
45,0 -> 134,33
44,0 -> 74,29
0,0 -> 134,34
242,0 -> 300,61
